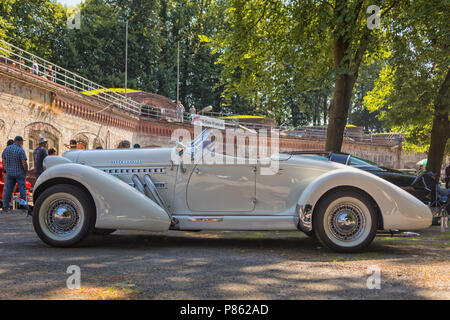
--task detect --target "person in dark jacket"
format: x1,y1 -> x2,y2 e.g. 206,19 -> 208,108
33,138 -> 48,180
1,139 -> 14,209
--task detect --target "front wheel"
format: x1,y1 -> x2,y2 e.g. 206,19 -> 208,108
313,189 -> 378,253
33,184 -> 96,247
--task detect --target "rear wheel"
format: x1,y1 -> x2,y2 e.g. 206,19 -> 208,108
313,189 -> 378,253
33,184 -> 96,247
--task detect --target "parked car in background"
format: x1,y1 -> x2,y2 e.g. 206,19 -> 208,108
0,161 -> 32,207
327,153 -> 429,204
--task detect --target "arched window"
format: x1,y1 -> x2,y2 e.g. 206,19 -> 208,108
25,122 -> 61,169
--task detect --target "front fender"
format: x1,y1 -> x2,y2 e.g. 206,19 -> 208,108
34,163 -> 171,232
297,168 -> 432,231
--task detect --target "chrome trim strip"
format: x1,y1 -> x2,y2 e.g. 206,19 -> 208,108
188,217 -> 224,222
100,167 -> 166,175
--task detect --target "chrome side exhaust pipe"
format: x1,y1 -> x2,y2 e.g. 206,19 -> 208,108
131,174 -> 169,213
143,174 -> 168,212
132,174 -> 146,195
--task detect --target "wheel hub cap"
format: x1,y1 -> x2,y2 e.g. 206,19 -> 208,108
45,199 -> 80,236
328,203 -> 365,241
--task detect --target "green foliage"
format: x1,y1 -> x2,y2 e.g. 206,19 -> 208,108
205,0 -> 400,127
350,61 -> 385,132
364,0 -> 449,153
0,0 -> 66,59
52,0 -> 231,111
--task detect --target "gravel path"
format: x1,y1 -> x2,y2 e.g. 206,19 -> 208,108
0,211 -> 448,299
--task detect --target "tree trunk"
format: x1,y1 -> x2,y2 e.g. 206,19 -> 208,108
426,68 -> 450,177
326,72 -> 356,151
325,0 -> 366,152
325,20 -> 358,151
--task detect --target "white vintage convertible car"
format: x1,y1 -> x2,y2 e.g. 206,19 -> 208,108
32,129 -> 432,252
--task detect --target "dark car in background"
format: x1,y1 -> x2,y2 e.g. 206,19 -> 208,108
328,153 -> 430,204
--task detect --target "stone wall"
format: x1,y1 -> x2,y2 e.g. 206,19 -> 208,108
341,143 -> 426,169
0,74 -> 134,167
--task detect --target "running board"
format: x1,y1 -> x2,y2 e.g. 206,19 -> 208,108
170,215 -> 298,231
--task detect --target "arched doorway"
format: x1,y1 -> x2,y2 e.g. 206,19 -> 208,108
73,133 -> 89,149
25,122 -> 62,169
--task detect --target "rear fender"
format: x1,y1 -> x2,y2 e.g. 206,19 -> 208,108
34,163 -> 170,231
297,168 -> 432,231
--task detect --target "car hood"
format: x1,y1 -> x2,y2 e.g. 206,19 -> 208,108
63,148 -> 174,167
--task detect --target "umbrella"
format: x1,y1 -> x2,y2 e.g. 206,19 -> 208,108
416,159 -> 427,166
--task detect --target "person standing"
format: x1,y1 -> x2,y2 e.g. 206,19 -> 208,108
47,65 -> 52,81
1,139 -> 14,209
33,138 -> 48,180
118,140 -> 131,149
176,101 -> 185,122
69,139 -> 78,149
1,136 -> 29,212
32,59 -> 39,75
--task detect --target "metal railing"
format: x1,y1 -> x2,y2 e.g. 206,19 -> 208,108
0,39 -> 238,124
0,39 -> 142,115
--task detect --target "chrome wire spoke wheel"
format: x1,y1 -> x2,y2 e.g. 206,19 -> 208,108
45,199 -> 81,237
321,195 -> 373,249
38,192 -> 85,242
327,203 -> 366,242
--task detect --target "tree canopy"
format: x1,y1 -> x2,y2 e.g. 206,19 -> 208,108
364,0 -> 449,173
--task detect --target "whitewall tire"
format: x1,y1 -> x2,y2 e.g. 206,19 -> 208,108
313,189 -> 378,253
33,184 -> 96,247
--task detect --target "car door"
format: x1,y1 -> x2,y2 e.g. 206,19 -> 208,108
186,163 -> 256,212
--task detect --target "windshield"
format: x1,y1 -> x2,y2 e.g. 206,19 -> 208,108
348,156 -> 379,167
348,156 -> 382,170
